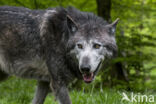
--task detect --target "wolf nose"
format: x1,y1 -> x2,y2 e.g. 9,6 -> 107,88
80,65 -> 91,73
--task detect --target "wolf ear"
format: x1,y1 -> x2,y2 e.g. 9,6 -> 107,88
66,15 -> 78,33
106,18 -> 119,35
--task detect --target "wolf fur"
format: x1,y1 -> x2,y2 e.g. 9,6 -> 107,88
0,6 -> 118,104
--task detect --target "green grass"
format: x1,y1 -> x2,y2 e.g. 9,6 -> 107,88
0,77 -> 155,104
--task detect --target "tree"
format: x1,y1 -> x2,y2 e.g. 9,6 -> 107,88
96,0 -> 129,86
96,0 -> 111,22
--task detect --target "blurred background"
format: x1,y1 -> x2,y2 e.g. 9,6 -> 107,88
0,0 -> 156,104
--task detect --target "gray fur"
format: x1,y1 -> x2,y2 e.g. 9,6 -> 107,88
32,81 -> 50,104
0,6 -> 118,104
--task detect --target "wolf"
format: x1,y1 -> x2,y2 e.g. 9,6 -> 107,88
0,6 -> 118,104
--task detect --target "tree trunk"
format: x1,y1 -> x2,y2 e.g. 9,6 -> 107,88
96,0 -> 111,22
96,0 -> 129,84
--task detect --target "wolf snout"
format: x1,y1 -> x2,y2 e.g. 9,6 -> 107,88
80,64 -> 91,73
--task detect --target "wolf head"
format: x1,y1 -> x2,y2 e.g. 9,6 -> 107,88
65,7 -> 118,83
40,7 -> 118,83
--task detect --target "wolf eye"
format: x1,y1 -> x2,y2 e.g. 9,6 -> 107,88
93,44 -> 101,49
77,44 -> 83,49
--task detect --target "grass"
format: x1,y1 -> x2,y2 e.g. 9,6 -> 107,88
0,77 -> 155,104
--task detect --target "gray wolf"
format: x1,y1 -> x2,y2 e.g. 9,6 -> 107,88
0,6 -> 118,104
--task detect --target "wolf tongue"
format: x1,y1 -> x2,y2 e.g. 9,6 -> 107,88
83,73 -> 93,81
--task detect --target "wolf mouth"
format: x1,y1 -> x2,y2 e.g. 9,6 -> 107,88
82,61 -> 102,83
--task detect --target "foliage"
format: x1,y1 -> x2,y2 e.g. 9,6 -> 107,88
110,0 -> 156,90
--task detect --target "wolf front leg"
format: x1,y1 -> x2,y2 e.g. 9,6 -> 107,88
50,80 -> 72,104
32,81 -> 50,104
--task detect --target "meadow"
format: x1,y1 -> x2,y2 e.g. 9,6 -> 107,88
0,77 -> 155,104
